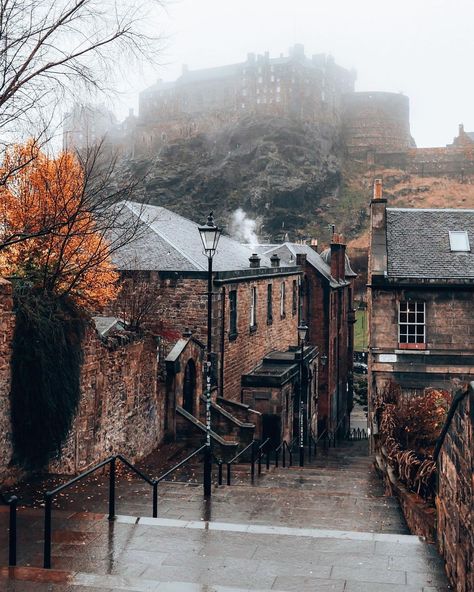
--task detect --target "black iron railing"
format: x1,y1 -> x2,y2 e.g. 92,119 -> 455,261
307,427 -> 328,459
1,493 -> 17,566
43,454 -> 155,569
274,439 -> 293,468
348,427 -> 368,441
154,444 -> 207,503
225,440 -> 255,486
255,438 -> 271,476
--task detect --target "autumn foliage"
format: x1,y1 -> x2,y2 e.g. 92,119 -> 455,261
0,142 -> 118,308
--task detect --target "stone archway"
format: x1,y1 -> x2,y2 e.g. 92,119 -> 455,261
183,359 -> 196,415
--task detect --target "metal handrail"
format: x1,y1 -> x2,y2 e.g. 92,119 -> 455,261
275,439 -> 293,467
256,437 -> 271,476
226,440 -> 255,485
308,427 -> 328,459
43,454 -> 156,569
433,383 -> 472,462
1,493 -> 17,566
156,445 -> 207,483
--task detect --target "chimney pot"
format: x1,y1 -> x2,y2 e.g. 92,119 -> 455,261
373,178 -> 383,200
249,253 -> 261,268
270,253 -> 280,268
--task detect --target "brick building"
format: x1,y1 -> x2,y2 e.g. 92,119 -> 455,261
256,237 -> 356,441
112,203 -> 318,447
367,180 -> 474,436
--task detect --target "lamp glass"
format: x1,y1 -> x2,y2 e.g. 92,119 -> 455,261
298,323 -> 308,343
198,213 -> 222,256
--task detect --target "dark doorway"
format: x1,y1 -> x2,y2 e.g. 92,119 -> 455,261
262,414 -> 281,450
183,360 -> 196,414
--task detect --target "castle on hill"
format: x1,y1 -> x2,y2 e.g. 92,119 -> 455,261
63,45 -> 474,179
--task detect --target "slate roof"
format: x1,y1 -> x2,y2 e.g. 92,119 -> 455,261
386,208 -> 474,279
254,243 -> 343,288
111,202 -> 273,273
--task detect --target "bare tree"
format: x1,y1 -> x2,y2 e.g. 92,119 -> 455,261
0,0 -> 164,138
113,271 -> 161,330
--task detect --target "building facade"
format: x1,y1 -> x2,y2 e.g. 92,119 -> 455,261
367,180 -> 474,437
111,203 -> 318,448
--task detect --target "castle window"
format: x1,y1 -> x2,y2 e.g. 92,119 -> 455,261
276,96 -> 281,103
271,75 -> 275,82
398,301 -> 426,347
241,103 -> 246,109
258,76 -> 263,84
276,86 -> 281,93
257,98 -> 261,104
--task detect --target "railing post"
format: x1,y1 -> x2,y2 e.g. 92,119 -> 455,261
218,461 -> 223,486
289,449 -> 293,467
283,445 -> 286,468
266,450 -> 270,470
44,493 -> 52,569
226,463 -> 231,486
250,441 -> 255,480
275,449 -> 279,468
108,457 -> 116,520
8,496 -> 17,567
258,450 -> 262,475
152,481 -> 158,518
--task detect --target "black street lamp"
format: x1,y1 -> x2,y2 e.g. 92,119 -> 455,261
298,322 -> 308,467
198,212 -> 222,498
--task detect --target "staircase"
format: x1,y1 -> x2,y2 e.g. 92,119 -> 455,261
0,438 -> 450,591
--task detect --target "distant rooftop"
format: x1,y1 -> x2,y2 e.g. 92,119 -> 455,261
386,208 -> 474,280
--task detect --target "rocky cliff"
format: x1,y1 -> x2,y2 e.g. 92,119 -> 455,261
129,115 -> 344,241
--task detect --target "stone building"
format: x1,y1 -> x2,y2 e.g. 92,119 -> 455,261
367,180 -> 474,434
135,44 -> 355,152
256,235 -> 356,441
111,203 -> 318,449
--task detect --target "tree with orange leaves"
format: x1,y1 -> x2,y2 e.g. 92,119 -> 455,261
0,141 -> 144,308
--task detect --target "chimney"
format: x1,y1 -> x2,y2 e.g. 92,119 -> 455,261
249,253 -> 261,268
330,232 -> 346,281
296,253 -> 307,266
369,178 -> 388,279
270,253 -> 280,268
459,123 -> 465,137
310,238 -> 318,252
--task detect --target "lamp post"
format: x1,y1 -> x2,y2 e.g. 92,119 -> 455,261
198,212 -> 222,498
298,322 -> 308,467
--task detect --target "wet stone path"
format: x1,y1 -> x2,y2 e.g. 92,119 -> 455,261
0,440 -> 450,591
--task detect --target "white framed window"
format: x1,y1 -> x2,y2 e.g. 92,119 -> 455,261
250,287 -> 257,328
398,301 -> 426,345
449,231 -> 470,252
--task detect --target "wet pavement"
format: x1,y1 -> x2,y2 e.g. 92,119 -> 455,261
0,438 -> 450,591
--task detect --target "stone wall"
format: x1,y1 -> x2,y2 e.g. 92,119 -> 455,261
0,277 -> 161,478
436,383 -> 473,592
49,325 -> 160,474
343,92 -> 414,155
373,146 -> 474,178
0,279 -> 14,480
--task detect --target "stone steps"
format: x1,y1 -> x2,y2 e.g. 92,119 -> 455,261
0,512 -> 449,592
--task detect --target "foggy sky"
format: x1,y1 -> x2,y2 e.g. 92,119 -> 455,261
121,0 -> 473,148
